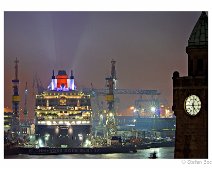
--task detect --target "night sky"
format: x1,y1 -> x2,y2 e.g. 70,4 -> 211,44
4,11 -> 202,119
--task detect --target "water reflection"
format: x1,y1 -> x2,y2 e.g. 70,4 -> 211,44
5,147 -> 174,159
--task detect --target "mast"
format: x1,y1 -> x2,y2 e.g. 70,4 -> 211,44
23,82 -> 28,125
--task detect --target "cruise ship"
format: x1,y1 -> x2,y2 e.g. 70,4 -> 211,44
34,70 -> 92,148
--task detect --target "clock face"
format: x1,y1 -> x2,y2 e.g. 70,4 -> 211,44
184,95 -> 201,116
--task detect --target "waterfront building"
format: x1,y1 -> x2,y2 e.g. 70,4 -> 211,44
4,107 -> 13,131
173,12 -> 208,158
34,70 -> 92,147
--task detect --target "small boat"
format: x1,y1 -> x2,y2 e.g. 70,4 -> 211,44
148,151 -> 158,159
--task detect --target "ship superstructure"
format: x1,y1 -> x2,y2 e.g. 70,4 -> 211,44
35,70 -> 92,147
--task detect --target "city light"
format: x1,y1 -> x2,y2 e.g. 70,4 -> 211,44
130,106 -> 135,110
109,112 -> 113,117
165,109 -> 170,115
151,106 -> 156,113
133,108 -> 139,113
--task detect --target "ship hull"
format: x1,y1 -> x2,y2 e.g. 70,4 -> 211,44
35,124 -> 91,148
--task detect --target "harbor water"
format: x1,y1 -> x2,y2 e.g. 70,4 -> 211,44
5,147 -> 174,159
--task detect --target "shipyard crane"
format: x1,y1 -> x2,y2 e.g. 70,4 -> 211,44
105,59 -> 117,112
82,60 -> 161,139
104,60 -> 118,137
32,73 -> 46,95
11,57 -> 20,133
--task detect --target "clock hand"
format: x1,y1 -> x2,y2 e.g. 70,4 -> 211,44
192,101 -> 195,107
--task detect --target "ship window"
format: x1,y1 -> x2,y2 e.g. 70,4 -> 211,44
60,97 -> 66,105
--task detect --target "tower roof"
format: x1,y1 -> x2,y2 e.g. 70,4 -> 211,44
188,12 -> 208,48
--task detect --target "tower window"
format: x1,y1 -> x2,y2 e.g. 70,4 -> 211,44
197,59 -> 203,72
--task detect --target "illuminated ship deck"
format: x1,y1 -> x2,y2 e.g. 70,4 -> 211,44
35,70 -> 92,148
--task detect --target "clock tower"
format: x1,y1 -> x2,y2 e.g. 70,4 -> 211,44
172,12 -> 208,158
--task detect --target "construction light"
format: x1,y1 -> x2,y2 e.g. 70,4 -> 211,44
130,106 -> 135,110
109,112 -> 113,117
151,106 -> 156,113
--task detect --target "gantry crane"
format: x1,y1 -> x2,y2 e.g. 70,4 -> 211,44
82,60 -> 161,139
105,59 -> 117,137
